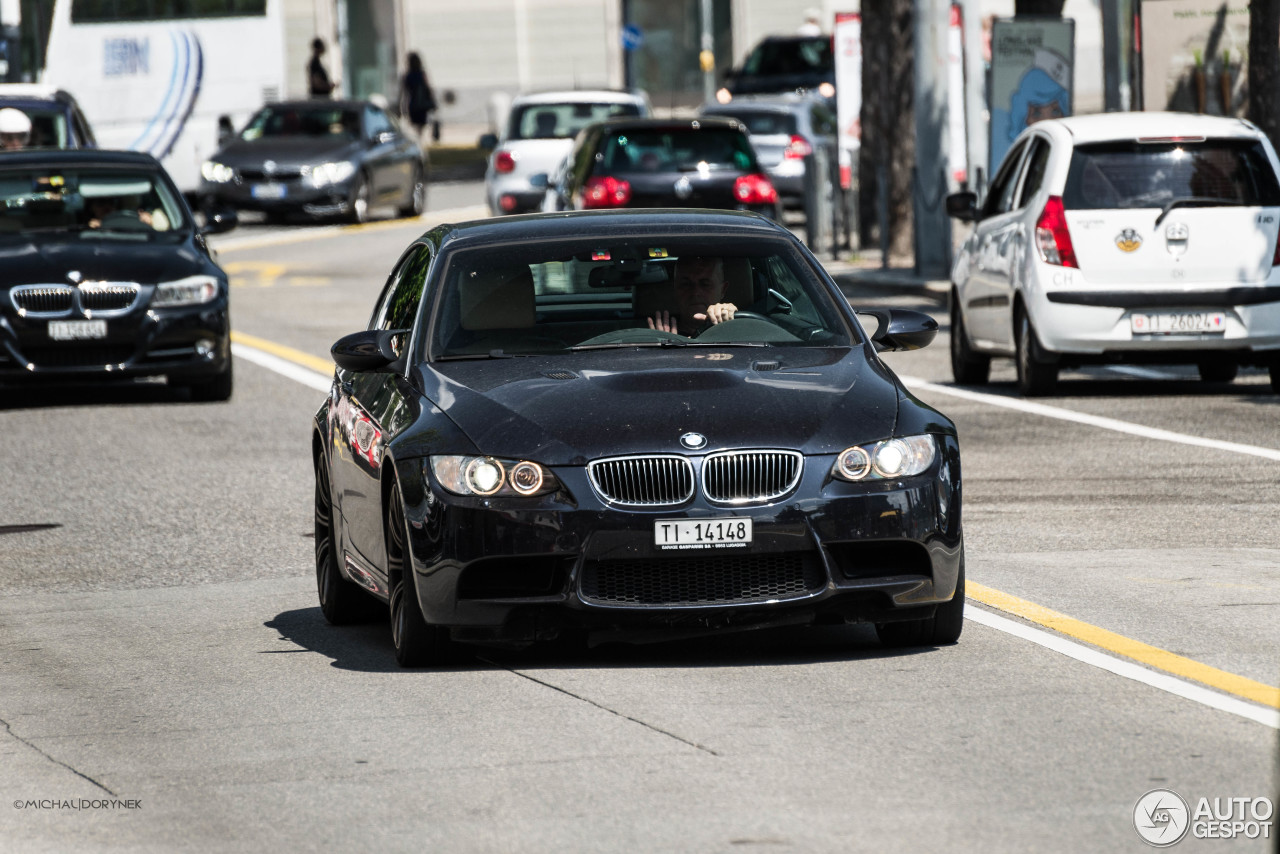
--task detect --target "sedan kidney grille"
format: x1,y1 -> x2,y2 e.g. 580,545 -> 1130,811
79,283 -> 140,312
12,286 -> 73,315
702,450 -> 802,504
588,455 -> 695,506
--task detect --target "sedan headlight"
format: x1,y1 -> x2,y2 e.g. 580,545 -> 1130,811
429,455 -> 560,498
201,160 -> 235,183
305,161 -> 357,187
832,435 -> 936,482
152,275 -> 220,308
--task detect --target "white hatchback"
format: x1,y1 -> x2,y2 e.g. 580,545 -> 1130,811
946,112 -> 1280,395
482,90 -> 650,216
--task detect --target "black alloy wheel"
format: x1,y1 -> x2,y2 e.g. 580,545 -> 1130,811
875,559 -> 965,647
315,452 -> 369,624
1197,361 -> 1238,384
346,172 -> 370,224
949,295 -> 990,385
398,165 -> 426,218
1016,310 -> 1058,396
386,483 -> 449,667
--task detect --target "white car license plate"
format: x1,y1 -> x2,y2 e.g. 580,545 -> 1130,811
655,518 -> 752,550
251,183 -> 286,200
48,319 -> 107,341
1130,311 -> 1226,334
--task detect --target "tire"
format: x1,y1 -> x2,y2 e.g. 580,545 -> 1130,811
1271,363 -> 1280,394
386,484 -> 450,667
950,294 -> 990,385
187,360 -> 233,402
1016,309 -> 1058,396
1197,361 -> 1238,383
315,452 -> 371,625
875,558 -> 965,647
397,165 -> 426,218
346,172 -> 370,224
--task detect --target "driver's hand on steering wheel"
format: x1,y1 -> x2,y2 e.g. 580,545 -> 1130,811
695,302 -> 737,325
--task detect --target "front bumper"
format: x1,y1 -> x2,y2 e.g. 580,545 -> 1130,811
201,176 -> 356,216
395,438 -> 963,643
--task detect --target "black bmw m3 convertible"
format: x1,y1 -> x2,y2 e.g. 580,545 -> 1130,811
313,209 -> 964,666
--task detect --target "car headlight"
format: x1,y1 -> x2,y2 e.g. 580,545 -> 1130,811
832,435 -> 936,482
429,455 -> 560,498
305,161 -> 357,187
152,275 -> 220,308
201,160 -> 235,183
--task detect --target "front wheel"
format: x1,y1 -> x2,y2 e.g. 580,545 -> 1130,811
950,296 -> 990,385
397,165 -> 426,218
875,559 -> 965,647
387,486 -> 450,667
1016,310 -> 1058,396
346,173 -> 370,224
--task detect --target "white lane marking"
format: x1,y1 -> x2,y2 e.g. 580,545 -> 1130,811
965,605 -> 1280,728
231,342 -> 331,392
899,375 -> 1280,462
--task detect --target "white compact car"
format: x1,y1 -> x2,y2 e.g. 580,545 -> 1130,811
946,112 -> 1280,395
483,90 -> 650,216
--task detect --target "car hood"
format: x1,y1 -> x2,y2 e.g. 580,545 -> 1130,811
417,347 -> 901,464
213,137 -> 362,167
0,238 -> 205,287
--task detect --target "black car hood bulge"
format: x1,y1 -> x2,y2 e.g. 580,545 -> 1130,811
419,348 -> 901,464
0,239 -> 204,287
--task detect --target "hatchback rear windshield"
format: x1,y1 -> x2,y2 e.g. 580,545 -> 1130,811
508,102 -> 642,140
1063,139 -> 1280,210
742,38 -> 832,76
599,129 -> 758,172
713,111 -> 797,136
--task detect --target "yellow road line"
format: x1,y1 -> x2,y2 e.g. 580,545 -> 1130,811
230,330 -> 332,375
968,581 -> 1280,709
213,205 -> 490,255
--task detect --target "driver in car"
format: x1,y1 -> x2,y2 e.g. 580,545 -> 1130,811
646,255 -> 738,337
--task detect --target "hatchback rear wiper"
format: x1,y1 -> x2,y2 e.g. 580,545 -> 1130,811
1154,197 -> 1239,225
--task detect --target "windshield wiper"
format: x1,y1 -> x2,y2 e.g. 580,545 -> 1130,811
436,349 -> 525,361
1154,197 -> 1238,225
569,340 -> 687,351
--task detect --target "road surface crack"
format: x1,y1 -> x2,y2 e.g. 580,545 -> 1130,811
0,715 -> 118,796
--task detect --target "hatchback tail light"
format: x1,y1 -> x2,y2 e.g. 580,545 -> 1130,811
582,176 -> 631,208
783,135 -> 813,160
733,173 -> 778,205
494,150 -> 516,173
1035,195 -> 1078,268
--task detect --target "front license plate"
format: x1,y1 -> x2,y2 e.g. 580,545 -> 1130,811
251,183 -> 286,200
48,319 -> 107,341
655,518 -> 752,550
1130,311 -> 1226,334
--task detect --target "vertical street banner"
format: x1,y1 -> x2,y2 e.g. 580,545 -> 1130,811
1139,0 -> 1250,116
947,3 -> 968,187
833,11 -> 861,190
988,17 -> 1075,173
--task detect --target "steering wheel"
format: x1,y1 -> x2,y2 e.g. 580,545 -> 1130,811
99,210 -> 149,231
726,311 -> 771,323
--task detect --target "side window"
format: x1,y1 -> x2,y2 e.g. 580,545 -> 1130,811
369,246 -> 420,330
983,140 -> 1028,217
383,246 -> 430,332
1017,138 -> 1052,209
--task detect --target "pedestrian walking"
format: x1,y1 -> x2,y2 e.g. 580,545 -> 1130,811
308,37 -> 336,98
398,52 -> 437,145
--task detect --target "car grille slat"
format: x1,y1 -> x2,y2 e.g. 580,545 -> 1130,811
80,283 -> 140,313
702,450 -> 802,504
588,455 -> 694,507
580,552 -> 823,606
12,285 -> 73,315
23,345 -> 134,367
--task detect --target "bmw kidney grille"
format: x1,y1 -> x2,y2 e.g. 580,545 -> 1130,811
588,450 -> 803,507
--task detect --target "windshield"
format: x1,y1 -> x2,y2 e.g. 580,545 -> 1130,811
709,110 -> 797,136
241,106 -> 361,140
0,167 -> 187,237
508,101 -> 642,141
430,236 -> 853,359
742,37 -> 833,76
1063,139 -> 1280,210
599,128 -> 759,172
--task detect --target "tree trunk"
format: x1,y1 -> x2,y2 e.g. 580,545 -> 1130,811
1014,0 -> 1065,15
858,0 -> 915,263
1248,0 -> 1280,151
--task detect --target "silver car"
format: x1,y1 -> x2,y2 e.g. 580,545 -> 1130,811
483,90 -> 650,216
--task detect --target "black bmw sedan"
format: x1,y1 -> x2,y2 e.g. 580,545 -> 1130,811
541,117 -> 781,219
0,149 -> 236,400
199,100 -> 426,223
313,209 -> 963,666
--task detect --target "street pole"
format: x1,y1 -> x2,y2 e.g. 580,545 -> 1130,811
700,0 -> 715,105
913,0 -> 952,279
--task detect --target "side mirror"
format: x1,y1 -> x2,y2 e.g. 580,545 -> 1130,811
478,132 -> 498,151
198,203 -> 238,235
331,329 -> 404,371
529,172 -> 549,190
945,191 -> 978,222
857,308 -> 938,352
216,115 -> 235,147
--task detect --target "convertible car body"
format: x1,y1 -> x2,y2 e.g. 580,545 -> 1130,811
312,209 -> 963,665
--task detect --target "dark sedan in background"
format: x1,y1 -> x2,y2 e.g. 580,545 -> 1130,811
312,209 -> 963,666
199,100 -> 426,223
717,35 -> 836,105
0,149 -> 237,400
541,117 -> 781,219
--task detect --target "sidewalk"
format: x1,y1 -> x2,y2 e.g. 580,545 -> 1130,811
822,248 -> 950,305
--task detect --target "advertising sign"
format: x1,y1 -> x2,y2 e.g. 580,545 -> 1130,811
988,17 -> 1074,174
832,11 -> 861,189
1140,0 -> 1249,116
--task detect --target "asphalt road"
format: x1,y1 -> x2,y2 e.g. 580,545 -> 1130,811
1,181 -> 1277,853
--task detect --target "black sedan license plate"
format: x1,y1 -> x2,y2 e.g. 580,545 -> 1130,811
655,518 -> 752,550
48,319 -> 107,341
